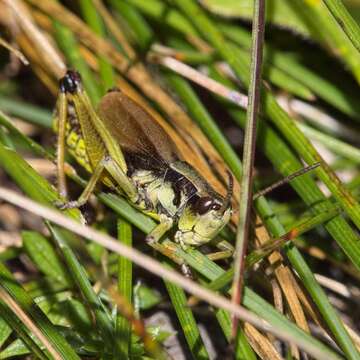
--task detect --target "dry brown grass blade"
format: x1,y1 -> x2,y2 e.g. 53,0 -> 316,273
276,266 -> 310,333
15,34 -> 58,94
0,231 -> 21,248
25,0 -> 128,70
255,217 -> 310,337
5,0 -> 65,78
0,286 -> 62,360
0,36 -> 28,65
24,0 -> 235,197
270,277 -> 284,314
303,244 -> 360,282
344,326 -> 360,352
92,0 -> 136,60
244,323 -> 284,360
150,55 -> 248,108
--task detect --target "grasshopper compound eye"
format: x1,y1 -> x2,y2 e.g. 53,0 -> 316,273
59,70 -> 82,94
194,196 -> 221,215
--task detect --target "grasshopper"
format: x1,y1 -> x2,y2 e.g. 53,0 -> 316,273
54,70 -> 233,249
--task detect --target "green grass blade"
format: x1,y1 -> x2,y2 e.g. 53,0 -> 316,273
298,123 -> 360,163
0,338 -> 33,359
0,126 -> 13,149
246,204 -> 340,268
322,0 -> 360,53
165,73 -> 242,180
109,0 -> 153,51
0,143 -> 81,220
164,263 -> 210,360
0,96 -> 52,128
0,262 -> 80,360
53,21 -> 101,103
290,0 -> 360,81
128,0 -> 197,37
0,110 -> 50,160
78,0 -> 115,91
219,24 -> 360,118
0,317 -> 12,348
116,219 -> 132,358
22,231 -> 72,286
47,224 -> 116,356
232,0 -> 265,327
0,307 -> 48,360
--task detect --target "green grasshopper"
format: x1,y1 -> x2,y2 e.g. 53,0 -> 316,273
54,70 -> 233,249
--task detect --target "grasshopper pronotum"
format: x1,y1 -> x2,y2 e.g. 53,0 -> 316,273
55,70 -> 233,249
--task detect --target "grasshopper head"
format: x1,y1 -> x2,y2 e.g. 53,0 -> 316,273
176,173 -> 233,247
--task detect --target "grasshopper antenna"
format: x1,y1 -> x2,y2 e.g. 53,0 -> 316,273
253,162 -> 320,200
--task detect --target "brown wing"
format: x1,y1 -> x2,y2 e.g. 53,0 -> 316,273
97,90 -> 180,172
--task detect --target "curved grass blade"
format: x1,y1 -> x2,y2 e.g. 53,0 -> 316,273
0,262 -> 80,360
22,231 -> 72,286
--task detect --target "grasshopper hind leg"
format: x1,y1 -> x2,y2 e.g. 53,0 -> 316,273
56,90 -> 68,199
57,158 -> 105,210
55,71 -> 95,207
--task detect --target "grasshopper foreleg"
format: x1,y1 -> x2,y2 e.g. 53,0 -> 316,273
145,214 -> 174,244
145,216 -> 194,277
